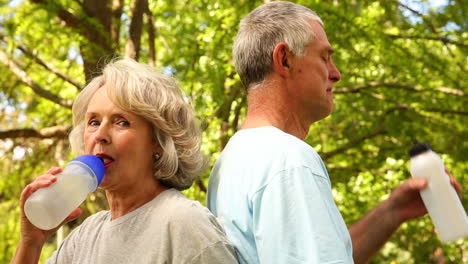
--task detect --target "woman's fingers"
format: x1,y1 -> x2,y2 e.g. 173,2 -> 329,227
50,208 -> 83,233
66,208 -> 83,222
46,167 -> 62,175
20,168 -> 61,206
24,176 -> 56,194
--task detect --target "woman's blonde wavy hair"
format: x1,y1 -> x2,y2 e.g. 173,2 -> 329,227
69,59 -> 206,190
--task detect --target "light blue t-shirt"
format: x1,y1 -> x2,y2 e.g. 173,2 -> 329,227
208,127 -> 353,264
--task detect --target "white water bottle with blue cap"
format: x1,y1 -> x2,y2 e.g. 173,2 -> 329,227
24,155 -> 105,230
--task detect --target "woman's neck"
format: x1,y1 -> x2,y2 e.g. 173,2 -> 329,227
105,178 -> 169,220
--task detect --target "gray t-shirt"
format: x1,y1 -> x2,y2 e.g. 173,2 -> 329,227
47,188 -> 238,264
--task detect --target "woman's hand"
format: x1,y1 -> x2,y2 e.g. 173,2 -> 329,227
11,167 -> 82,264
20,167 -> 83,246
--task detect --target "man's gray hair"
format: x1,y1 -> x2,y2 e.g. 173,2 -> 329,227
233,1 -> 323,89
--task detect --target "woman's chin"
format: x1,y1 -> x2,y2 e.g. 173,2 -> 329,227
98,178 -> 111,189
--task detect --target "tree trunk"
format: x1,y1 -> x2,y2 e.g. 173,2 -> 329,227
125,0 -> 148,60
81,0 -> 115,82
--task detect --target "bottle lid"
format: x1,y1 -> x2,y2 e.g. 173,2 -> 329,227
408,140 -> 432,157
71,155 -> 105,185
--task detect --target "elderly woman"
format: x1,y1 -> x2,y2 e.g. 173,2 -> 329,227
12,59 -> 238,263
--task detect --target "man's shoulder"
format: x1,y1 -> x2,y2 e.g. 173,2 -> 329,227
231,126 -> 299,143
225,127 -> 312,156
227,127 -> 318,164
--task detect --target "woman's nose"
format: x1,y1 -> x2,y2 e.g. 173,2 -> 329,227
94,123 -> 111,144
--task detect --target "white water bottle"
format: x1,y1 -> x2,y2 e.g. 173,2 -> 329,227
24,155 -> 105,230
409,142 -> 468,242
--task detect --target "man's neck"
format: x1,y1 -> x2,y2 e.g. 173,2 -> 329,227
241,115 -> 309,140
242,83 -> 310,140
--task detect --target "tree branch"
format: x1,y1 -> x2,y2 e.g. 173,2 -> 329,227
335,82 -> 419,94
386,34 -> 468,49
30,0 -> 82,29
71,0 -> 85,10
231,95 -> 246,131
424,108 -> 468,116
397,1 -> 439,34
31,0 -> 115,82
145,6 -> 156,66
435,86 -> 466,96
396,0 -> 466,72
322,126 -> 387,161
0,50 -> 73,108
321,102 -> 466,161
335,82 -> 466,97
0,125 -> 71,140
111,0 -> 124,44
16,45 -> 83,91
125,0 -> 147,60
196,179 -> 207,193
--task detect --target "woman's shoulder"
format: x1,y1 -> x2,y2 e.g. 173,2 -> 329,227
157,189 -> 233,250
73,210 -> 110,232
158,189 -> 216,221
155,189 -> 226,235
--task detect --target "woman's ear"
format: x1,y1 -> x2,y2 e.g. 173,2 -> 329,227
152,141 -> 162,158
272,43 -> 291,78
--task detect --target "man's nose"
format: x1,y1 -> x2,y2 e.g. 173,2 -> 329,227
329,62 -> 341,83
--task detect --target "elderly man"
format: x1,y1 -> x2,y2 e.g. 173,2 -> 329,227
208,1 -> 460,264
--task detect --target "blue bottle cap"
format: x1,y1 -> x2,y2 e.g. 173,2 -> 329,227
71,155 -> 105,185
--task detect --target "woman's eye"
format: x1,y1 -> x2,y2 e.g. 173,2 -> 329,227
89,120 -> 100,126
117,120 -> 130,127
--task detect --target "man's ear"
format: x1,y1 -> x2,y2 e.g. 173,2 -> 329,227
272,43 -> 291,78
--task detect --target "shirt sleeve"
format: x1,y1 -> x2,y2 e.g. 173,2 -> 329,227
45,224 -> 81,264
191,240 -> 239,264
170,202 -> 240,264
251,166 -> 350,264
